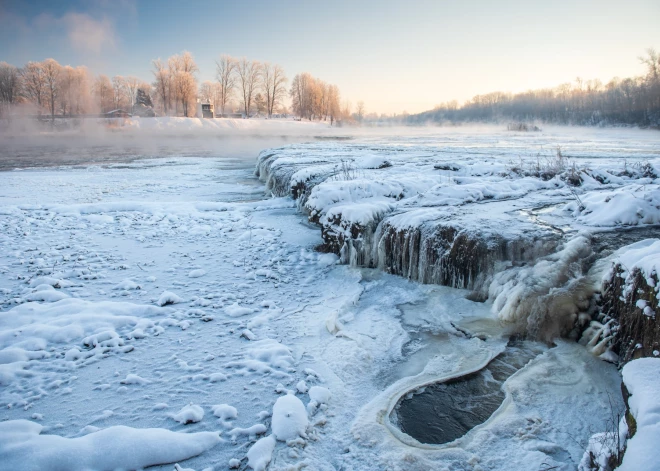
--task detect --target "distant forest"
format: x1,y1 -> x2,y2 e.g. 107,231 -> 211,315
407,49 -> 660,128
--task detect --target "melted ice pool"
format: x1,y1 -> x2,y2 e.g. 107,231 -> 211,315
392,338 -> 547,445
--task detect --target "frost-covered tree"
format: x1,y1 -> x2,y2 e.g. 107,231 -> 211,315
215,55 -> 236,116
124,76 -> 141,112
290,73 -> 342,121
93,74 -> 113,113
290,73 -> 311,119
20,61 -> 47,112
0,62 -> 20,116
355,101 -> 365,122
151,59 -> 170,115
253,92 -> 266,114
236,58 -> 260,117
111,76 -> 127,110
42,58 -> 62,121
169,51 -> 198,117
327,84 -> 341,125
261,63 -> 287,118
136,87 -> 153,108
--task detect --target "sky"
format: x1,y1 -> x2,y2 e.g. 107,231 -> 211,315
1,0 -> 659,114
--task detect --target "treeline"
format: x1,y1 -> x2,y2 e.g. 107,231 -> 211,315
407,49 -> 660,127
0,51 -> 351,124
0,58 -> 157,118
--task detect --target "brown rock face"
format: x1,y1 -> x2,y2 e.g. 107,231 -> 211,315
601,266 -> 659,365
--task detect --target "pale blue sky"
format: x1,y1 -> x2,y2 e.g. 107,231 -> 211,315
1,0 -> 659,113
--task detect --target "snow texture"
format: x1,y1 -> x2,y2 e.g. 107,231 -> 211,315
271,394 -> 309,441
618,358 -> 660,471
0,419 -> 220,471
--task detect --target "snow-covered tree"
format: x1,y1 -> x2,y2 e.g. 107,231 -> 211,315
136,87 -> 153,108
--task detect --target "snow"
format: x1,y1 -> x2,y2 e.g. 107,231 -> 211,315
271,394 -> 309,441
247,434 -> 276,471
0,419 -> 220,471
0,126 -> 657,470
120,373 -> 150,385
212,404 -> 238,425
157,290 -> 184,306
565,186 -> 660,227
618,358 -> 660,471
171,404 -> 205,424
308,386 -> 331,404
224,302 -> 254,317
604,238 -> 660,289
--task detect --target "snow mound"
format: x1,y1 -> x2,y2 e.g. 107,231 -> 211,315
271,394 -> 308,441
0,299 -> 163,375
212,404 -> 237,424
171,404 -> 205,424
247,434 -> 276,471
309,386 -> 331,404
618,358 -> 660,471
0,419 -> 220,471
224,302 -> 253,317
113,279 -> 141,290
566,186 -> 660,227
120,373 -> 150,385
157,291 -> 183,306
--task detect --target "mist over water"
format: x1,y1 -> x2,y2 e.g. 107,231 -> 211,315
0,124 -> 339,171
2,119 -> 658,172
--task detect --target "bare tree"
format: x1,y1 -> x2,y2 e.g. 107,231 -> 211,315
124,76 -> 141,112
20,61 -> 47,112
151,59 -> 170,115
94,75 -> 113,113
236,58 -> 260,117
290,73 -> 312,119
0,62 -> 20,116
215,55 -> 236,116
58,65 -> 74,116
198,81 -> 214,104
112,75 -> 126,110
42,58 -> 62,121
327,84 -> 341,126
170,51 -> 198,117
355,101 -> 365,122
639,48 -> 659,82
261,63 -> 287,118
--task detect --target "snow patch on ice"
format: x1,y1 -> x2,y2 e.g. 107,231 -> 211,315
271,393 -> 308,441
0,419 -> 220,471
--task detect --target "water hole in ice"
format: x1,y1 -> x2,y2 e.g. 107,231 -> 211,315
391,337 -> 547,445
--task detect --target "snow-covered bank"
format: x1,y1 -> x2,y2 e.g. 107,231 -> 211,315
579,357 -> 660,471
255,129 -> 660,342
619,358 -> 660,471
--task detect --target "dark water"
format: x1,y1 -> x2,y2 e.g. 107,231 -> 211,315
392,338 -> 546,444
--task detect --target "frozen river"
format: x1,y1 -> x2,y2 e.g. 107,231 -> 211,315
1,125 -> 655,470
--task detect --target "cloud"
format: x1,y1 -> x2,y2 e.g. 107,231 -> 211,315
26,10 -> 119,57
62,13 -> 117,54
